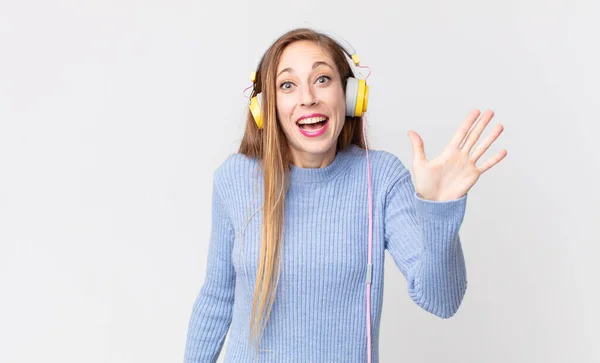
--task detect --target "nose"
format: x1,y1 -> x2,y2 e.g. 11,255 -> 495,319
299,85 -> 317,107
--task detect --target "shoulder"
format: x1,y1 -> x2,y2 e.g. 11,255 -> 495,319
212,151 -> 260,193
346,144 -> 411,184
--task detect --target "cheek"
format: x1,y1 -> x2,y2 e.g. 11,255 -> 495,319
276,96 -> 295,121
327,87 -> 347,118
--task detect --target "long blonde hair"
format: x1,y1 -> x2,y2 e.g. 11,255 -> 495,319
237,27 -> 368,353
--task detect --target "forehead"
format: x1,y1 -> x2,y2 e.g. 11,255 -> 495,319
277,40 -> 335,72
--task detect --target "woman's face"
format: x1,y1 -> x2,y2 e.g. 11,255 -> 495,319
275,40 -> 346,168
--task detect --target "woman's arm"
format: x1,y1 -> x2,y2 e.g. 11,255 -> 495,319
384,169 -> 468,319
184,173 -> 235,362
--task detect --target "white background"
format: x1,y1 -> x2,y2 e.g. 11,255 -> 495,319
1,0 -> 598,362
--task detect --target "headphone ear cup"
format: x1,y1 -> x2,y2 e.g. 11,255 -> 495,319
249,92 -> 263,129
356,79 -> 368,116
345,77 -> 369,117
345,77 -> 358,117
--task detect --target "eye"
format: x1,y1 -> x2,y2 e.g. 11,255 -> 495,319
279,81 -> 294,90
316,75 -> 331,84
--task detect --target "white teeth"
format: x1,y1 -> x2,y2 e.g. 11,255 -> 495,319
297,116 -> 327,125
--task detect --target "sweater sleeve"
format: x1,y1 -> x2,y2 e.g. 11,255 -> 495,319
184,172 -> 236,362
384,169 -> 468,319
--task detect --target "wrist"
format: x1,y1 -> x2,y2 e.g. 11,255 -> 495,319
417,192 -> 463,202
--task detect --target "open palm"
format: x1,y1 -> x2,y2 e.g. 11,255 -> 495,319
408,109 -> 507,201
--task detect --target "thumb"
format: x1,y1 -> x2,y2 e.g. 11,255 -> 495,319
408,130 -> 427,163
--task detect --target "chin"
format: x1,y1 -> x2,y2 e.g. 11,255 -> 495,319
283,118 -> 344,157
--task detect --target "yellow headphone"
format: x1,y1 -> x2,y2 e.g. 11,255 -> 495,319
248,31 -> 369,130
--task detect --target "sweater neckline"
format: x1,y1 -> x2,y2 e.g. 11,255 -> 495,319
289,144 -> 358,184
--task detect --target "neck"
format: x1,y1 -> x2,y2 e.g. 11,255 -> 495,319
289,145 -> 337,169
288,144 -> 357,185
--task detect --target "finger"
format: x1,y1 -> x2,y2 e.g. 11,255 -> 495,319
477,149 -> 508,174
462,110 -> 494,153
447,109 -> 481,150
471,124 -> 504,161
408,130 -> 427,163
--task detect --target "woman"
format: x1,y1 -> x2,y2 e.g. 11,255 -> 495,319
184,27 -> 506,363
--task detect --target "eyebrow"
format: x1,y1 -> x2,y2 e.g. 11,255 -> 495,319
276,61 -> 333,78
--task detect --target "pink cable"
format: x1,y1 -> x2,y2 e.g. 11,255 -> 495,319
357,64 -> 372,79
362,112 -> 373,363
242,84 -> 253,98
359,63 -> 373,363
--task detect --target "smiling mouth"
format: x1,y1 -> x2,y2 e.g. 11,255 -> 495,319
296,116 -> 329,131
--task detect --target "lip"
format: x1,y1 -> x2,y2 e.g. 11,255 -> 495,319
297,118 -> 329,138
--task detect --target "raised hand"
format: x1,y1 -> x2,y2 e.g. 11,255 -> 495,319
407,109 -> 507,201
